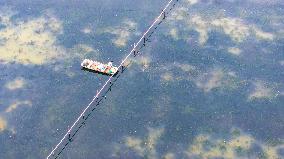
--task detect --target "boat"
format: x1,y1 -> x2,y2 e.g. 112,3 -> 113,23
81,59 -> 118,75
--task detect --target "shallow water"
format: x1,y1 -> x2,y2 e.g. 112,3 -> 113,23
0,0 -> 283,158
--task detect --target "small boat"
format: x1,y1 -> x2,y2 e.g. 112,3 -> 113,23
81,59 -> 118,75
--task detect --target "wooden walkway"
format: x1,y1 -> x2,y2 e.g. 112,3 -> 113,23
47,0 -> 179,158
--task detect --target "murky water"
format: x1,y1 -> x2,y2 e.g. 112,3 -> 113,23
0,0 -> 283,158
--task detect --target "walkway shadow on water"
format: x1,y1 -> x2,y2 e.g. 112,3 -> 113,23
51,62 -> 131,159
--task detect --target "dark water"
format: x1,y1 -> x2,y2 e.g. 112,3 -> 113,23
0,0 -> 283,158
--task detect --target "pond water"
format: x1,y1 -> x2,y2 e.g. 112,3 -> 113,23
0,0 -> 283,158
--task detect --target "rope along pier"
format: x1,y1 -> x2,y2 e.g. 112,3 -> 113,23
47,0 -> 179,158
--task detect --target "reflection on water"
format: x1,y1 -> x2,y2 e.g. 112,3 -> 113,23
97,18 -> 138,48
185,128 -> 283,159
0,8 -> 64,65
0,116 -> 7,132
5,100 -> 32,113
248,80 -> 277,101
113,127 -> 283,159
124,127 -> 164,158
4,77 -> 26,90
0,0 -> 283,158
